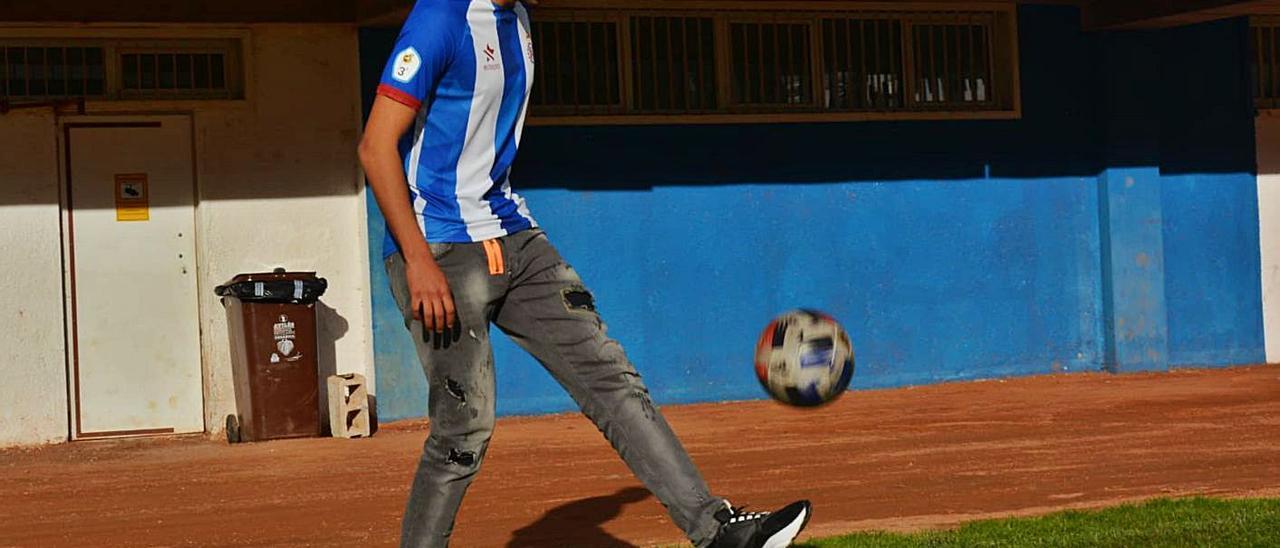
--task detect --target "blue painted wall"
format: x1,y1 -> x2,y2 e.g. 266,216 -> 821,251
361,6 -> 1265,422
1157,18 -> 1266,366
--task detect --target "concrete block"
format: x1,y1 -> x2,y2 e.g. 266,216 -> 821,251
327,373 -> 370,439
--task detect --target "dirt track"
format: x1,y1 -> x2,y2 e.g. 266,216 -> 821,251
2,366 -> 1278,547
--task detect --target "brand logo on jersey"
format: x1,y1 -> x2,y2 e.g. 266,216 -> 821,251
481,44 -> 501,71
392,47 -> 421,83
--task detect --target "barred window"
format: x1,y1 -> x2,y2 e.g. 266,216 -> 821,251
1,46 -> 106,99
532,18 -> 622,113
528,5 -> 1019,125
1254,17 -> 1279,110
0,38 -> 243,103
120,52 -> 231,96
631,15 -> 717,112
821,18 -> 904,110
730,21 -> 813,107
911,18 -> 994,108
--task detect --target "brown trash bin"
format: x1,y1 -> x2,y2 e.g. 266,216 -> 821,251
216,271 -> 328,443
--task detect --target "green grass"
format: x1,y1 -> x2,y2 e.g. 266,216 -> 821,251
795,498 -> 1280,548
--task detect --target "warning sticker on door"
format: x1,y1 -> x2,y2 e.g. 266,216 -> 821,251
114,174 -> 150,222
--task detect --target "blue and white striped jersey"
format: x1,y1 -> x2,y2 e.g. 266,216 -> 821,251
378,0 -> 537,252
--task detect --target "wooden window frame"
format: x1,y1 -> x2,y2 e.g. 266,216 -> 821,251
528,1 -> 1021,126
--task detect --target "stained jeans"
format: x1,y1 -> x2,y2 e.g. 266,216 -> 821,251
387,228 -> 725,548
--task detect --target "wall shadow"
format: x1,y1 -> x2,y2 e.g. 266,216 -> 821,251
316,299 -> 350,436
507,486 -> 652,548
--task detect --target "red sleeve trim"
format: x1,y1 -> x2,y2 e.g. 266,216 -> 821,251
377,84 -> 422,110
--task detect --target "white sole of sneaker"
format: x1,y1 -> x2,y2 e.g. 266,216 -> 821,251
761,506 -> 809,548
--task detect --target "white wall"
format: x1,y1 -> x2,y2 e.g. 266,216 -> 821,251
1258,113 -> 1280,364
0,111 -> 69,446
191,25 -> 372,436
0,24 -> 373,446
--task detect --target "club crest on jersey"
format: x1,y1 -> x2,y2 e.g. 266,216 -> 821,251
392,47 -> 421,83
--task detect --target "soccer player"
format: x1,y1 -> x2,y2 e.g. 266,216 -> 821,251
358,0 -> 811,546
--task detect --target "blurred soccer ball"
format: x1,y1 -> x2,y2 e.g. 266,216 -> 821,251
754,310 -> 855,407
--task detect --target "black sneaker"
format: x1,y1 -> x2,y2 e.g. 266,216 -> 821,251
707,500 -> 811,548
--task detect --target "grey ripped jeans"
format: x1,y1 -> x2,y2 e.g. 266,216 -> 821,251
387,228 -> 726,548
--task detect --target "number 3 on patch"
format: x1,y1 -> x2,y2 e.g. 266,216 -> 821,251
392,47 -> 421,83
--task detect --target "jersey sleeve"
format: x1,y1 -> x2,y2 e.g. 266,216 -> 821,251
377,8 -> 457,110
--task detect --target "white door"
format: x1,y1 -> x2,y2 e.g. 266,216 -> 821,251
63,116 -> 203,439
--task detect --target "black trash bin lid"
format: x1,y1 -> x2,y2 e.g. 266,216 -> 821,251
215,272 -> 327,304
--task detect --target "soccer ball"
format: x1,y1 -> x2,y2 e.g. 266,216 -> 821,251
754,310 -> 855,407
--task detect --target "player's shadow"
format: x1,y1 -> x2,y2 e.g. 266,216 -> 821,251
507,486 -> 652,548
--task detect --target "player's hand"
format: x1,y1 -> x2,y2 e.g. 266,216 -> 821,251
406,255 -> 457,337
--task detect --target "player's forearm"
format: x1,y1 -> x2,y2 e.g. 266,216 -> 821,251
360,141 -> 432,263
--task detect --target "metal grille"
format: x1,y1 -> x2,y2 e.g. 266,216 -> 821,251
821,18 -> 903,110
911,18 -> 993,108
120,52 -> 229,95
0,46 -> 106,99
730,21 -> 813,106
532,20 -> 622,113
630,16 -> 717,112
1254,20 -> 1279,109
527,8 -> 1016,122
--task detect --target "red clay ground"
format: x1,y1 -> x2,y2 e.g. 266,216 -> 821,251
2,366 -> 1278,547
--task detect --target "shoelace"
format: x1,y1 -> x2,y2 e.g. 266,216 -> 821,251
725,506 -> 770,524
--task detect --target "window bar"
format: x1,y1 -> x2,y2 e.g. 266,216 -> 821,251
21,48 -> 30,97
895,20 -> 905,107
696,17 -> 706,109
554,23 -> 566,106
875,18 -> 885,110
573,19 -> 583,106
534,25 -> 546,106
775,22 -> 784,104
605,21 -> 617,111
923,21 -> 933,107
666,18 -> 677,110
931,22 -> 941,104
987,15 -> 998,106
41,48 -> 50,98
837,19 -> 847,110
1258,25 -> 1267,103
747,22 -> 757,103
945,22 -> 956,104
940,21 -> 949,103
679,18 -> 689,109
917,22 -> 927,106
1265,24 -> 1273,104
586,21 -> 597,109
648,17 -> 658,110
832,19 -> 844,109
854,19 -> 864,109
826,19 -> 836,109
968,15 -> 977,103
1264,24 -> 1274,103
738,23 -> 748,104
